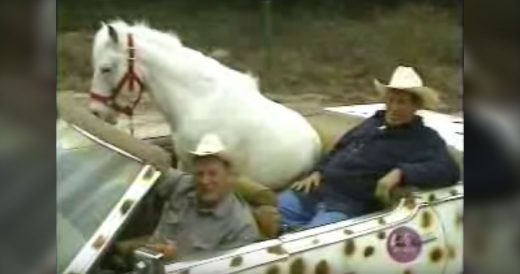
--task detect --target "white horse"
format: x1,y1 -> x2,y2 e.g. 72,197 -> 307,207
88,20 -> 321,189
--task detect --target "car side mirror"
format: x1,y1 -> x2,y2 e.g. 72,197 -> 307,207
132,247 -> 165,274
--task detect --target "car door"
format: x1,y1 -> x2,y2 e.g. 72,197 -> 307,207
426,184 -> 463,274
163,192 -> 447,274
261,194 -> 448,274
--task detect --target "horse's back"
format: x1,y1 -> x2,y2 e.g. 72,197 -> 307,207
233,98 -> 322,189
170,54 -> 321,189
175,94 -> 321,189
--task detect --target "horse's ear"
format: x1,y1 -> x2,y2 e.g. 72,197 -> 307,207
107,24 -> 118,44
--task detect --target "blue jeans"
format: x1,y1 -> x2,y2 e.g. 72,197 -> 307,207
278,190 -> 348,231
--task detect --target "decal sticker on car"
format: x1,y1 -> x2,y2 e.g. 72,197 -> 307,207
387,226 -> 422,263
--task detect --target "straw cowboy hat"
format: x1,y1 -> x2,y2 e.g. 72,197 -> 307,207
189,133 -> 229,162
374,66 -> 440,109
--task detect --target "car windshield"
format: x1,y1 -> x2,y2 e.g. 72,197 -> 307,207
57,119 -> 144,273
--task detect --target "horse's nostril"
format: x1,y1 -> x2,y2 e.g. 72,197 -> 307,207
92,111 -> 100,118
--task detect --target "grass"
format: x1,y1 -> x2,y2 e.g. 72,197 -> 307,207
58,1 -> 461,112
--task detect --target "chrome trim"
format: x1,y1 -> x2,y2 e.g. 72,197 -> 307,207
63,165 -> 161,274
279,184 -> 463,242
164,240 -> 285,273
279,207 -> 396,241
164,207 -> 401,272
283,200 -> 418,253
71,124 -> 144,162
164,186 -> 463,273
282,191 -> 463,255
427,194 -> 464,205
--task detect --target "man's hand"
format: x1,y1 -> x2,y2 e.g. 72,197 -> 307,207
375,168 -> 403,204
145,242 -> 177,260
291,171 -> 321,194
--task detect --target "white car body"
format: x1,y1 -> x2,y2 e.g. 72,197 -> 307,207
57,101 -> 463,274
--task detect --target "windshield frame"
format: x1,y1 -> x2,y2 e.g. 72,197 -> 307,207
58,120 -> 162,274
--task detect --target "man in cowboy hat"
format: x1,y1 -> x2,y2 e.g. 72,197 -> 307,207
278,66 -> 460,231
115,133 -> 262,263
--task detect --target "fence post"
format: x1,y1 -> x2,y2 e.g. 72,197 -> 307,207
262,0 -> 273,74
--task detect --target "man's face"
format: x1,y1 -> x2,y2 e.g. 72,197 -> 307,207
384,89 -> 420,126
193,156 -> 232,206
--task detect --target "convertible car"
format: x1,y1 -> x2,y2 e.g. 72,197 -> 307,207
57,93 -> 463,274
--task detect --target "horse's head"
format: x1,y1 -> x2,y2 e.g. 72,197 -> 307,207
89,21 -> 144,124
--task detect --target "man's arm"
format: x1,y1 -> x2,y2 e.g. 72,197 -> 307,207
398,134 -> 460,188
155,168 -> 190,198
314,122 -> 364,172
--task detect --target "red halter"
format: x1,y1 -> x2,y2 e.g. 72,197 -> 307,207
90,33 -> 145,116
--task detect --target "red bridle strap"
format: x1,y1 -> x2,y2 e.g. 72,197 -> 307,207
90,33 -> 145,116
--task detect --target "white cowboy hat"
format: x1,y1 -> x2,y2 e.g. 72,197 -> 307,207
374,66 -> 440,109
189,133 -> 229,161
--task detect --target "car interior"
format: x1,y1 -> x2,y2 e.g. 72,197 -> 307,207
57,94 -> 463,273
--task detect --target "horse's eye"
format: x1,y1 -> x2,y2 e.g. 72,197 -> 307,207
101,67 -> 111,74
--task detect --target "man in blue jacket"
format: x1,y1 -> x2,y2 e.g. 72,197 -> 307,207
278,66 -> 460,231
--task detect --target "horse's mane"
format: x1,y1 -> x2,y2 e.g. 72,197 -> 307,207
96,19 -> 260,92
105,19 -> 182,49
